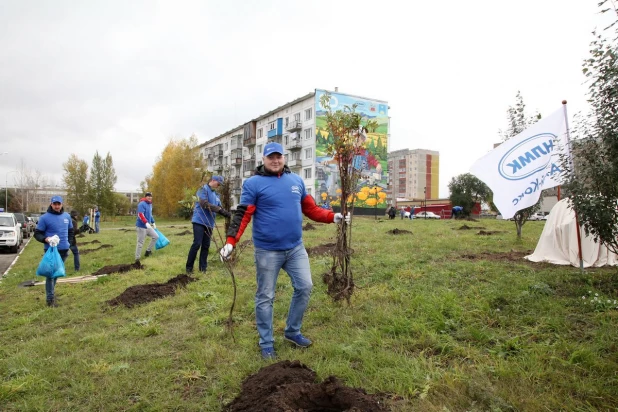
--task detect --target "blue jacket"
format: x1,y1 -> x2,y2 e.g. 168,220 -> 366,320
35,205 -> 74,250
136,198 -> 155,228
191,184 -> 222,228
226,165 -> 334,250
94,210 -> 100,222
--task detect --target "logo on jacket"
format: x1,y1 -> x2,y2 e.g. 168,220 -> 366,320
291,185 -> 302,195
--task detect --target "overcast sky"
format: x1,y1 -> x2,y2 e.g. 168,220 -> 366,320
0,0 -> 613,198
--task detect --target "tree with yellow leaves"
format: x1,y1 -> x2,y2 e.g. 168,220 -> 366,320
143,135 -> 206,217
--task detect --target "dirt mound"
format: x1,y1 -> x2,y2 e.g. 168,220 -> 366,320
223,360 -> 388,412
175,230 -> 192,236
77,233 -> 86,238
80,239 -> 101,245
306,243 -> 335,256
455,225 -> 486,230
387,228 -> 412,235
303,223 -> 316,230
477,230 -> 505,236
80,244 -> 113,255
118,228 -> 132,232
92,261 -> 143,276
460,250 -> 533,262
107,274 -> 196,308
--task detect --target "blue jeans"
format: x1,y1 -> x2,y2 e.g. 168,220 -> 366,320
95,221 -> 100,233
186,223 -> 212,272
254,243 -> 313,349
45,249 -> 69,301
70,244 -> 80,271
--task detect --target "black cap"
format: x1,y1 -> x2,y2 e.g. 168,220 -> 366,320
145,192 -> 152,197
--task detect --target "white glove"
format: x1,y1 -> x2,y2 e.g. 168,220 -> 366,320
219,243 -> 234,261
47,235 -> 60,247
333,212 -> 351,224
145,223 -> 152,230
152,223 -> 157,229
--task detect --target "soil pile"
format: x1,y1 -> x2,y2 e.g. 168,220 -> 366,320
306,243 -> 335,256
455,225 -> 485,230
80,239 -> 101,245
92,261 -> 143,276
224,360 -> 388,412
175,230 -> 192,236
387,228 -> 412,235
461,250 -> 533,262
107,274 -> 196,308
80,244 -> 113,255
303,223 -> 316,230
477,230 -> 505,236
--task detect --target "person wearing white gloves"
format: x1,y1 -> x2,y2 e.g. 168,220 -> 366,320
34,195 -> 75,307
219,142 -> 350,360
135,191 -> 159,264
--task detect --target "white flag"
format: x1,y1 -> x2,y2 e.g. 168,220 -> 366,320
470,108 -> 569,219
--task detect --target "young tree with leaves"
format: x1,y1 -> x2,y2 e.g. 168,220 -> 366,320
563,2 -> 618,253
88,151 -> 117,216
499,92 -> 545,237
63,154 -> 90,214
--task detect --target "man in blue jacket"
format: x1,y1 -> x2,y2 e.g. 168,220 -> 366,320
34,195 -> 75,307
94,206 -> 101,233
220,142 -> 349,360
135,192 -> 158,264
186,175 -> 230,274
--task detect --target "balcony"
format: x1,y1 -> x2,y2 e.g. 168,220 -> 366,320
232,157 -> 243,166
287,159 -> 302,168
243,136 -> 256,146
244,153 -> 256,160
286,140 -> 302,151
286,121 -> 302,132
243,170 -> 255,177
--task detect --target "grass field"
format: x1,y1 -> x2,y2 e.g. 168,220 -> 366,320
1,216 -> 617,411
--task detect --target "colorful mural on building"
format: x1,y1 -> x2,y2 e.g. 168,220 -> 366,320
314,89 -> 389,209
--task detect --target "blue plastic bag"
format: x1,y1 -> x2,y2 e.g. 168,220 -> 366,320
155,228 -> 170,250
36,246 -> 66,279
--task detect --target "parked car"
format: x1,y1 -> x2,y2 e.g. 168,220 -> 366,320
529,212 -> 548,221
415,211 -> 441,219
13,213 -> 33,238
0,212 -> 23,253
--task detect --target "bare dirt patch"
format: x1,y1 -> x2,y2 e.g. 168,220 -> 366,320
477,230 -> 506,236
80,239 -> 101,245
455,224 -> 486,230
387,228 -> 412,235
80,244 -> 113,255
460,250 -> 533,262
107,274 -> 196,308
91,261 -> 144,276
223,360 -> 388,412
175,230 -> 192,236
303,223 -> 316,230
306,243 -> 335,257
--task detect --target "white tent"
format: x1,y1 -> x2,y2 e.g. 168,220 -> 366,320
525,198 -> 618,268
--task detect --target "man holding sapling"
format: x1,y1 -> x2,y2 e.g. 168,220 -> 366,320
220,142 -> 350,360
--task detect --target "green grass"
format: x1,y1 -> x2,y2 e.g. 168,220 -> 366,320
1,217 -> 617,411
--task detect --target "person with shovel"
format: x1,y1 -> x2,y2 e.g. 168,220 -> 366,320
185,175 -> 230,274
220,142 -> 350,360
34,195 -> 75,307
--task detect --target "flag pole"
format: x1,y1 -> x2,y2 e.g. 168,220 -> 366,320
562,100 -> 584,272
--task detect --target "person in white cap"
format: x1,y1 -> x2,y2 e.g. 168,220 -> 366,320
220,142 -> 350,360
34,195 -> 75,307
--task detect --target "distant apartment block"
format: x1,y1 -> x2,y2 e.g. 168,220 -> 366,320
387,148 -> 440,201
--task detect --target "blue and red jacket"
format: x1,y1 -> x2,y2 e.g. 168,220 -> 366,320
226,165 -> 334,251
136,198 -> 155,229
191,183 -> 223,228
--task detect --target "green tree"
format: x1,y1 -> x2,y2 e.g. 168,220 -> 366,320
500,92 -> 545,237
563,3 -> 618,254
88,152 -> 117,216
63,154 -> 90,214
448,173 -> 493,217
112,192 -> 131,216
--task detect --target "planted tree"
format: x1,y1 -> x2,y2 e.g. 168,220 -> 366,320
562,3 -> 618,253
499,91 -> 545,237
319,93 -> 364,303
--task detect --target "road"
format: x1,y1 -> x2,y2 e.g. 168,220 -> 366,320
0,238 -> 32,278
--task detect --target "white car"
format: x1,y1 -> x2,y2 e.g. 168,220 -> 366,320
415,211 -> 441,219
529,212 -> 548,221
0,212 -> 23,253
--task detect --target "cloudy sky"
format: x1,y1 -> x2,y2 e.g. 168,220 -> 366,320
0,0 -> 613,197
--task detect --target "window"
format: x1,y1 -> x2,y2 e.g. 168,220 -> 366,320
305,148 -> 312,160
284,135 -> 289,145
292,151 -> 301,160
249,147 -> 255,156
258,128 -> 263,138
224,143 -> 228,150
285,117 -> 289,126
294,113 -> 301,122
224,156 -> 228,166
304,128 -> 312,140
269,121 -> 276,131
305,108 -> 312,120
257,145 -> 262,155
307,187 -> 312,196
304,168 -> 312,179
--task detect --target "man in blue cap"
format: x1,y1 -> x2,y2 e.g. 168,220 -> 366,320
220,142 -> 350,360
186,175 -> 230,274
34,195 -> 75,307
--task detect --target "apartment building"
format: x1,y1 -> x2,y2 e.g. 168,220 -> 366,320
387,148 -> 440,203
198,89 -> 390,210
